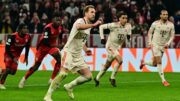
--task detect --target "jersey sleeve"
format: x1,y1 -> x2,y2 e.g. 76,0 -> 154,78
148,22 -> 156,44
75,18 -> 85,26
5,35 -> 15,59
167,24 -> 175,45
99,23 -> 115,39
42,27 -> 51,47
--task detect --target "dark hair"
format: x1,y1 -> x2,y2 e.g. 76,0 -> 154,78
17,23 -> 27,32
160,9 -> 168,15
117,12 -> 128,18
83,5 -> 95,16
52,11 -> 61,18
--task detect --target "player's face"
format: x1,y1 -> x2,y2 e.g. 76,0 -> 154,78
21,26 -> 28,35
160,11 -> 168,21
119,15 -> 128,26
53,17 -> 61,27
86,8 -> 96,21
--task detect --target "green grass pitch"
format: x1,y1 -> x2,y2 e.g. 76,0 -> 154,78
0,71 -> 180,101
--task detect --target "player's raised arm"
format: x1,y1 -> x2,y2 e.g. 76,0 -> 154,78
166,24 -> 175,47
76,19 -> 102,30
148,22 -> 155,47
76,5 -> 102,30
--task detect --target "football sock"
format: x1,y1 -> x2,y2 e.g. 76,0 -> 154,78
157,64 -> 166,82
111,63 -> 121,79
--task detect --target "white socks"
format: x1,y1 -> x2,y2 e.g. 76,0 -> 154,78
111,63 -> 121,79
67,76 -> 91,89
157,64 -> 166,82
46,72 -> 67,95
96,70 -> 106,81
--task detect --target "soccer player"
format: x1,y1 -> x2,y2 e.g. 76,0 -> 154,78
18,12 -> 64,88
94,12 -> 132,87
0,23 -> 31,89
139,10 -> 175,86
44,5 -> 102,101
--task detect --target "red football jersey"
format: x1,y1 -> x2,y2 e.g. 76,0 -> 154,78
5,32 -> 31,57
38,23 -> 63,47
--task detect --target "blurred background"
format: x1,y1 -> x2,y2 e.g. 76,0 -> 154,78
0,0 -> 180,48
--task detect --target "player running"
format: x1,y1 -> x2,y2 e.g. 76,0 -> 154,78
94,12 -> 132,87
0,23 -> 31,89
44,5 -> 102,101
139,10 -> 175,87
18,12 -> 64,88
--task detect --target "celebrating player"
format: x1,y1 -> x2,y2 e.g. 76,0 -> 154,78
44,5 -> 102,101
94,12 -> 132,87
18,11 -> 64,88
139,10 -> 175,86
0,23 -> 31,89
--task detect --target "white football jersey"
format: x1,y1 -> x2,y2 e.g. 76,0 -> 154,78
64,18 -> 91,56
100,22 -> 132,48
149,20 -> 175,46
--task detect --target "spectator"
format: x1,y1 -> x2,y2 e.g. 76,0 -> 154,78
29,12 -> 43,34
174,10 -> 180,34
0,12 -> 13,34
65,2 -> 79,18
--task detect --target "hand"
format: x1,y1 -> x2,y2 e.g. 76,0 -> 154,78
164,43 -> 169,48
93,20 -> 102,27
85,50 -> 92,56
101,39 -> 106,45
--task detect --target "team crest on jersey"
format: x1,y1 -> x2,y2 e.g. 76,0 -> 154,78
8,39 -> 11,42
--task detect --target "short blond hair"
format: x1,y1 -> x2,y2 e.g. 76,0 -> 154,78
83,5 -> 95,16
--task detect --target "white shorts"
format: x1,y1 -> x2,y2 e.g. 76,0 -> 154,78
106,46 -> 120,62
151,44 -> 165,57
61,51 -> 88,73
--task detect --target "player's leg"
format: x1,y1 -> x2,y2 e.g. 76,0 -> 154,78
94,59 -> 113,85
156,51 -> 169,86
18,62 -> 41,88
44,67 -> 68,101
48,48 -> 61,84
0,56 -> 17,89
94,47 -> 115,87
110,55 -> 123,87
18,48 -> 46,88
64,67 -> 92,99
0,67 -> 3,78
44,51 -> 70,101
0,68 -> 10,89
140,46 -> 158,69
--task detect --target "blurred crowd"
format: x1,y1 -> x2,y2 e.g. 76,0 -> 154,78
0,0 -> 180,35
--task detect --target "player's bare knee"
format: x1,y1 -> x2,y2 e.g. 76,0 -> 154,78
157,59 -> 162,64
84,73 -> 92,81
152,61 -> 157,66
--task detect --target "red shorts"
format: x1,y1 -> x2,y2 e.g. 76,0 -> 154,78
35,45 -> 60,62
4,54 -> 19,71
